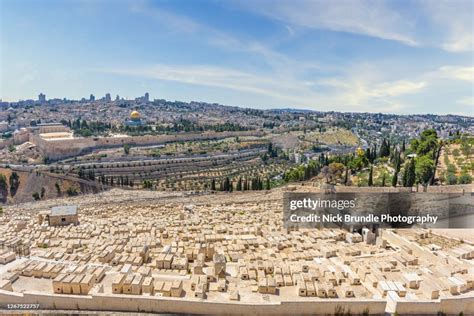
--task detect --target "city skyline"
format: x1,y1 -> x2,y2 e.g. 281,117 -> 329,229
1,0 -> 473,115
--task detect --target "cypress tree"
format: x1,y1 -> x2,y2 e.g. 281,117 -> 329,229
406,159 -> 416,187
392,171 -> 398,187
304,166 -> 310,180
368,166 -> 373,186
379,139 -> 390,157
9,172 -> 20,197
236,177 -> 242,191
402,167 -> 408,187
395,151 -> 401,171
0,174 -> 8,203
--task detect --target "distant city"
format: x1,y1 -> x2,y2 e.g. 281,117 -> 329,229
0,92 -> 472,145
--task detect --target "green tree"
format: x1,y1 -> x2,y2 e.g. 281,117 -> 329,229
0,174 -> 8,203
405,159 -> 416,187
379,139 -> 390,157
123,144 -> 131,155
415,155 -> 435,189
78,167 -> 85,179
349,155 -> 368,171
391,171 -> 398,187
412,129 -> 438,156
446,173 -> 458,185
66,187 -> 78,196
143,180 -> 153,189
368,166 -> 373,186
32,192 -> 40,200
223,177 -> 231,191
236,177 -> 242,191
55,182 -> 61,195
9,172 -> 20,197
460,136 -> 473,156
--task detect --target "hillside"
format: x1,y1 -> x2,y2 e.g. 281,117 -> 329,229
0,168 -> 103,205
437,142 -> 473,185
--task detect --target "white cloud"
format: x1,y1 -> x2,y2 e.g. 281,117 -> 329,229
129,1 -> 320,77
98,59 -> 474,114
437,66 -> 474,81
99,63 -> 430,113
322,78 -> 425,108
370,80 -> 426,97
238,0 -> 418,46
238,0 -> 473,52
443,33 -> 474,53
422,0 -> 474,52
99,64 -> 317,105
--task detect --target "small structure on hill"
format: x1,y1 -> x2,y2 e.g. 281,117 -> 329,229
44,205 -> 79,226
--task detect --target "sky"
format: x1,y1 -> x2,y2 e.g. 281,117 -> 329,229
0,0 -> 473,115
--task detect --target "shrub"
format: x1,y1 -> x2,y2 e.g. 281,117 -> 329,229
458,173 -> 472,184
446,173 -> 458,185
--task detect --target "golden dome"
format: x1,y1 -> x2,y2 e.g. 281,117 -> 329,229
130,110 -> 141,120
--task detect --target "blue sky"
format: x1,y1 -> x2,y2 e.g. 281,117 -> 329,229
1,0 -> 473,115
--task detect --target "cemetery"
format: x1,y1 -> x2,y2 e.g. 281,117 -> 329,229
0,186 -> 472,314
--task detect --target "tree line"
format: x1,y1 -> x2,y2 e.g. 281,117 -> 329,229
0,172 -> 20,203
209,176 -> 271,192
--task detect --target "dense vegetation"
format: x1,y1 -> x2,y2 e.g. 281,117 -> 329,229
281,128 -> 472,188
64,118 -> 252,137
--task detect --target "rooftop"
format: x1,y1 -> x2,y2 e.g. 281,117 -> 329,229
50,205 -> 78,217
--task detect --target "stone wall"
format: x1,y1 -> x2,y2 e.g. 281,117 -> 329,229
30,134 -> 95,159
0,290 -> 386,315
0,129 -> 30,150
31,131 -> 264,160
1,289 -> 473,315
48,214 -> 79,226
392,296 -> 474,315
